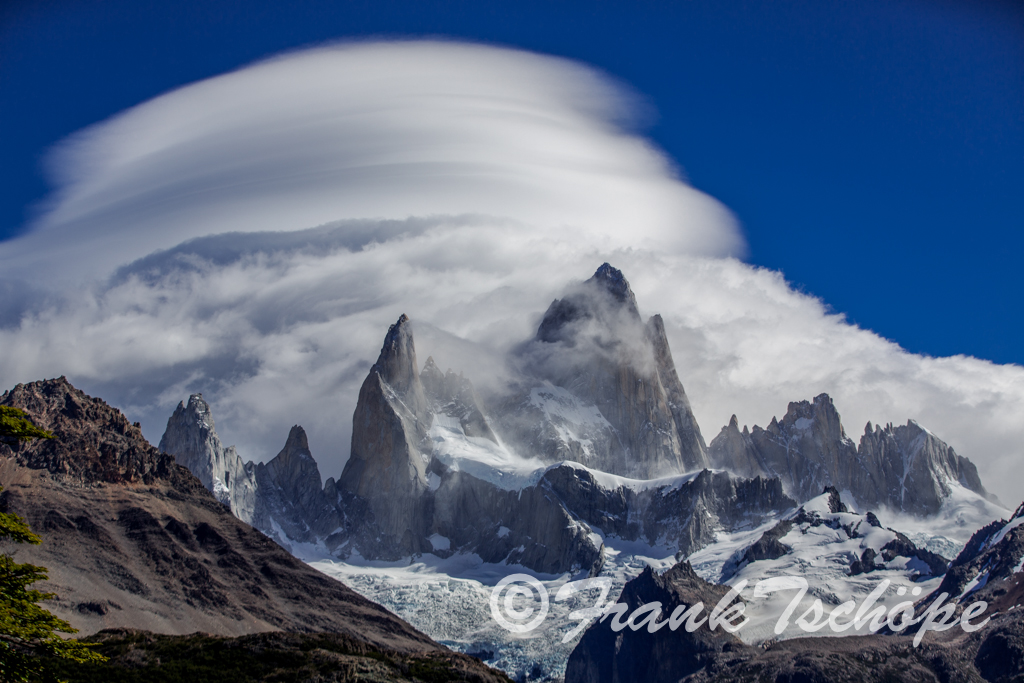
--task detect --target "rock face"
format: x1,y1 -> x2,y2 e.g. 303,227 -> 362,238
723,487 -> 949,584
158,396 -> 338,552
708,394 -> 990,515
565,561 -> 751,683
159,394 -> 258,523
920,501 -> 1024,618
1,377 -> 187,486
253,425 -> 339,547
0,378 -> 441,653
320,312 -> 793,572
566,531 -> 1024,683
502,263 -> 708,478
160,309 -> 791,575
338,314 -> 432,554
156,264 -> 993,579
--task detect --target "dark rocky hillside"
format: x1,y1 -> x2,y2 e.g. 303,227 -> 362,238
566,532 -> 1024,683
44,629 -> 511,683
0,377 -> 436,653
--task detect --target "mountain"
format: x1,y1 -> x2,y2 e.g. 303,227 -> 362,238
707,393 -> 991,515
565,561 -> 748,683
159,338 -> 791,576
565,504 -> 1024,683
163,309 -> 793,574
158,264 -> 994,574
499,263 -> 708,478
338,313 -> 434,554
0,377 -> 437,651
147,263 -> 1006,680
724,487 -> 948,583
159,393 -> 259,523
919,501 -> 1024,619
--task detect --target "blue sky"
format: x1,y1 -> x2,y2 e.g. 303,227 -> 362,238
1,0 -> 1021,364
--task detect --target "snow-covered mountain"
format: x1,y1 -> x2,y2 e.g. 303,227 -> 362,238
707,393 -> 993,515
155,262 -> 1008,681
501,262 -> 709,477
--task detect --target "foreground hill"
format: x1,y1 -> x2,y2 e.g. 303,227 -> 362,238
45,629 -> 511,683
0,377 -> 434,652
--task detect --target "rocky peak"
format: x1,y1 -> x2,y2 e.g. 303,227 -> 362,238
182,393 -> 213,427
588,262 -> 640,313
823,485 -> 848,513
339,315 -> 433,552
780,393 -> 848,443
375,315 -> 420,394
709,393 -> 991,515
566,560 -> 747,683
1,377 -> 189,487
253,425 -> 335,547
536,263 -> 643,344
420,356 -> 444,385
158,392 -> 260,522
646,313 -> 708,470
517,265 -> 707,478
263,426 -> 319,485
857,418 -> 988,514
420,359 -> 496,442
921,502 -> 1024,618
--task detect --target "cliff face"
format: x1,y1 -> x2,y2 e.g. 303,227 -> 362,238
857,419 -> 987,515
708,394 -> 990,515
337,314 -> 432,554
0,378 -> 439,653
502,263 -> 708,478
320,314 -> 790,573
565,562 -> 750,683
155,264 -> 993,577
254,425 -> 340,548
159,394 -> 258,523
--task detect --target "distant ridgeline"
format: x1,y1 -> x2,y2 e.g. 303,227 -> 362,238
155,264 -> 997,576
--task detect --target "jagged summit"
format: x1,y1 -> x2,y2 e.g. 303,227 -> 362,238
708,392 -> 990,514
373,313 -> 424,401
160,393 -> 259,520
0,378 -> 444,650
520,264 -> 709,477
338,314 -> 433,552
536,263 -> 641,344
1,377 -> 189,486
589,262 -> 640,310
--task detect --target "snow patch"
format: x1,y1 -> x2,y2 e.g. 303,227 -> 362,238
794,417 -> 814,430
959,569 -> 990,599
988,516 -> 1024,549
428,534 -> 451,551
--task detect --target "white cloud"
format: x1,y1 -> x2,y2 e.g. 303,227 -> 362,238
1,40 -> 740,284
0,41 -> 1020,507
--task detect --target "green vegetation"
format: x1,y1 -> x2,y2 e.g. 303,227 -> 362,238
1,408 -> 105,682
0,408 -> 53,444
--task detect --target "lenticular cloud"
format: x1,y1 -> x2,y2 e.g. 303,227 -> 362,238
0,40 -> 1021,506
1,40 -> 741,283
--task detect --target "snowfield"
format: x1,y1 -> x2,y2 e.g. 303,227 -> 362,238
308,486 -> 1006,681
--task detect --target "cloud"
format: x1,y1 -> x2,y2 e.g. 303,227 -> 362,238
0,40 -> 741,284
0,41 -> 1020,507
